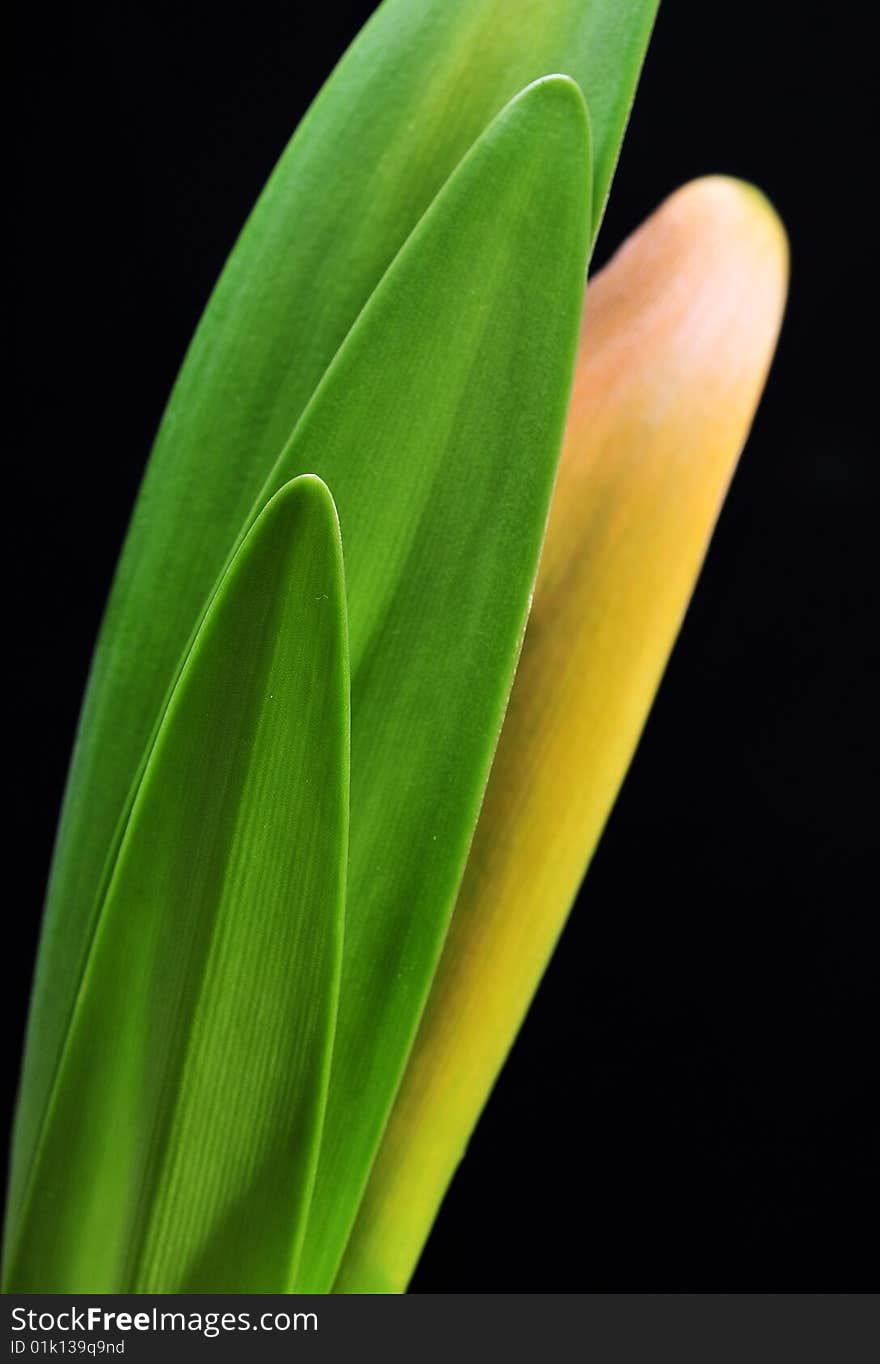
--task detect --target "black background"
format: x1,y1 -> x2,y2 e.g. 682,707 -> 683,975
10,2 -> 875,1289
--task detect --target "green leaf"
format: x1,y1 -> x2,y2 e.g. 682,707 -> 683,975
9,0 -> 657,1230
261,76 -> 590,1291
3,476 -> 349,1292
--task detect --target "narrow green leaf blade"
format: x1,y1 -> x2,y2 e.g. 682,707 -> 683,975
4,475 -> 349,1292
251,76 -> 590,1291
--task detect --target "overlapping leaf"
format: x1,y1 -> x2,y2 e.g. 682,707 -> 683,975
335,177 -> 790,1293
4,476 -> 349,1292
267,76 -> 591,1291
10,0 -> 658,1241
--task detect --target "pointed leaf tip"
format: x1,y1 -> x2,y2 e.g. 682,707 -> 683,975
5,475 -> 349,1292
286,75 -> 592,1293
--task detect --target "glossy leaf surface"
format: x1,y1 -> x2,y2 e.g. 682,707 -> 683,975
273,76 -> 591,1290
5,476 -> 349,1292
